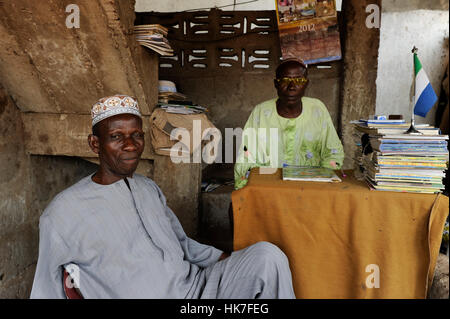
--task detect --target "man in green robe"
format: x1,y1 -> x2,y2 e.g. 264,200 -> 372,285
234,59 -> 344,189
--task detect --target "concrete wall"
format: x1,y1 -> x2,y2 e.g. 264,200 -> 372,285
375,0 -> 449,124
0,0 -> 157,116
382,0 -> 449,12
174,62 -> 343,140
0,86 -> 33,298
0,1 -> 205,298
339,0 -> 381,168
0,0 -> 159,162
0,87 -> 98,298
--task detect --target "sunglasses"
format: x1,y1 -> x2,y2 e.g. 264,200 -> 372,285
275,77 -> 308,86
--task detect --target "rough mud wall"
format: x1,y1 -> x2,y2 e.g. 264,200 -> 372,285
0,86 -> 34,298
0,0 -> 155,114
340,0 -> 381,169
0,85 -> 98,298
0,0 -> 158,159
174,63 -> 343,140
0,0 -> 165,298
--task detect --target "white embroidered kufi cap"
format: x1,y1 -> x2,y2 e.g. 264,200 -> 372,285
91,94 -> 141,127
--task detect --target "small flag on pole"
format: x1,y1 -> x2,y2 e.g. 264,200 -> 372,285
413,52 -> 438,117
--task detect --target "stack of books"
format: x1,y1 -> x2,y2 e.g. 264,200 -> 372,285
353,120 -> 449,194
134,24 -> 174,56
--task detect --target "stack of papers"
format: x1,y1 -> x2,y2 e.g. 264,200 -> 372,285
353,121 -> 440,136
134,24 -> 174,56
282,166 -> 342,182
353,121 -> 449,194
158,103 -> 208,115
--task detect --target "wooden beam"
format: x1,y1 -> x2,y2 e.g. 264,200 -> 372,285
21,113 -> 155,159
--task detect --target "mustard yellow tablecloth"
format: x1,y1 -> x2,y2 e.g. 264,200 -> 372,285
232,168 -> 448,299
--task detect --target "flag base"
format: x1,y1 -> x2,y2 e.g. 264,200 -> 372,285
404,123 -> 423,135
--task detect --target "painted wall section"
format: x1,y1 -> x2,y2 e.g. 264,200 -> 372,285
375,9 -> 449,124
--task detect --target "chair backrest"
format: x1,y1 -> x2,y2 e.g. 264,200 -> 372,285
63,268 -> 84,299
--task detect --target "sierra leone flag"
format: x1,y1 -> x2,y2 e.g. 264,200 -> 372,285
414,53 -> 438,117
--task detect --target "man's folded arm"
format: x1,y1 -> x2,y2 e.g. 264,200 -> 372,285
151,181 -> 224,268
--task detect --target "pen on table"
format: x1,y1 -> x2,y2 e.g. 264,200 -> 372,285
340,168 -> 347,178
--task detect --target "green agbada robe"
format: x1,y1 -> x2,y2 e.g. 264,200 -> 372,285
234,97 -> 345,189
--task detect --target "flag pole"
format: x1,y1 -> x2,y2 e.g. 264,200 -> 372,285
405,46 -> 422,134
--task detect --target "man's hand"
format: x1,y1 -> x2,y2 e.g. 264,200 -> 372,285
329,160 -> 337,169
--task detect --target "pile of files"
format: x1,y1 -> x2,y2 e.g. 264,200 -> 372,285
354,118 -> 440,136
134,24 -> 174,56
353,119 -> 449,194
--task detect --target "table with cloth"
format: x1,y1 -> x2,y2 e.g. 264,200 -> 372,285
231,168 -> 448,298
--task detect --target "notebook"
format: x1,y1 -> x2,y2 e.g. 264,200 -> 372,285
282,166 -> 342,182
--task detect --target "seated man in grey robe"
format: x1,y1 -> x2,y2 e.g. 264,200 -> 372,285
30,94 -> 295,299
